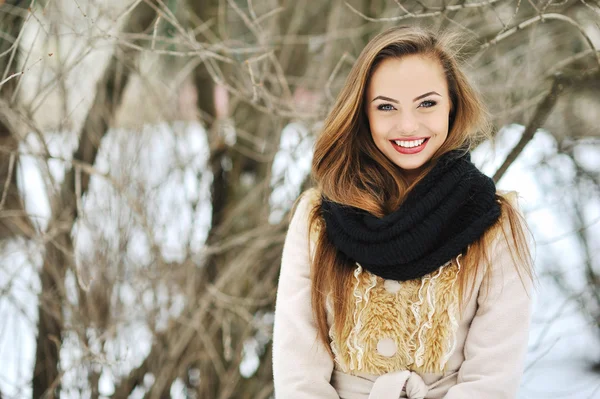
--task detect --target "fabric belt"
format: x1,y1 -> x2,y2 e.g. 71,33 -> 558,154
331,369 -> 429,399
368,370 -> 428,399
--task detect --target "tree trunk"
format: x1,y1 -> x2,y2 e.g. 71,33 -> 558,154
31,3 -> 156,395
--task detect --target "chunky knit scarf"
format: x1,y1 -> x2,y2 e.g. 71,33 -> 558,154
320,150 -> 501,281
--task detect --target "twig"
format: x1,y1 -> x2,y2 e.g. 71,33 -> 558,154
325,52 -> 354,103
114,0 -> 144,23
345,2 -> 440,21
441,13 -> 479,38
1,2 -> 31,85
492,92 -> 548,121
74,166 -> 84,228
529,294 -> 577,352
580,0 -> 600,15
537,214 -> 600,246
223,313 -> 232,361
152,16 -> 161,50
207,284 -> 272,307
572,190 -> 600,312
178,312 -> 227,378
0,71 -> 23,89
540,0 -> 554,13
524,336 -> 562,373
546,49 -> 600,76
113,36 -> 234,63
247,0 -> 258,21
227,0 -> 262,42
344,0 -> 504,22
245,60 -> 260,103
26,46 -> 94,114
9,5 -> 43,104
72,0 -> 87,18
254,7 -> 285,26
141,0 -> 224,63
268,51 -> 293,103
480,13 -> 600,67
0,153 -> 16,210
526,0 -> 540,12
392,0 -> 414,16
498,0 -> 522,35
155,0 -> 178,23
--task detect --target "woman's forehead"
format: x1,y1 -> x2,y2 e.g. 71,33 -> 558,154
367,55 -> 448,99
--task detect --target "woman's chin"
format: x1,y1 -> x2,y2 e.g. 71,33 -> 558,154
392,160 -> 427,173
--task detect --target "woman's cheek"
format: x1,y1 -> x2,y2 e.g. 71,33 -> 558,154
374,118 -> 394,137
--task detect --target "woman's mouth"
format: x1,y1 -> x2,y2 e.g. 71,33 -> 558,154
390,137 -> 429,154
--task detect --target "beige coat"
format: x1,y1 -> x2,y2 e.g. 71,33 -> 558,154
272,190 -> 532,399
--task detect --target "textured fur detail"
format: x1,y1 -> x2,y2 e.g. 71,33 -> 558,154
329,261 -> 461,375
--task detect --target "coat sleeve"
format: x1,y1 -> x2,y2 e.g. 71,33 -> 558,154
272,191 -> 340,399
444,196 -> 534,399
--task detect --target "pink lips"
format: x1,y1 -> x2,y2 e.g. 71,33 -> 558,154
390,138 -> 429,154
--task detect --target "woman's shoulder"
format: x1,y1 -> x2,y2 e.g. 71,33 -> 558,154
496,189 -> 520,207
489,190 -> 534,269
291,187 -> 322,218
476,189 -> 527,253
300,187 -> 322,206
490,189 -> 524,227
290,188 -> 323,242
496,189 -> 527,229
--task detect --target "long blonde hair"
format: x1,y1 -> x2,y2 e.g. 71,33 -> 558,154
307,26 -> 534,357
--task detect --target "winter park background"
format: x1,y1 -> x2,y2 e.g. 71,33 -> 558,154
0,1 -> 599,398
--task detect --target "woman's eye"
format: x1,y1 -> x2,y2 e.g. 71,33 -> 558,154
377,103 -> 395,111
418,100 -> 437,108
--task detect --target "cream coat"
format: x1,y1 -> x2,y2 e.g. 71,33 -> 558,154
272,190 -> 533,399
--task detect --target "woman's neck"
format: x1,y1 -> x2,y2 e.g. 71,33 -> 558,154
401,169 -> 420,186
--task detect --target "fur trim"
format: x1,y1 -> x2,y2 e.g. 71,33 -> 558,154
330,260 -> 461,375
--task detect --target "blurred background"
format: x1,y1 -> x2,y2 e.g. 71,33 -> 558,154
0,0 -> 599,398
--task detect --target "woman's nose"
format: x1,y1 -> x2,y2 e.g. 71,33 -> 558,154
395,111 -> 418,134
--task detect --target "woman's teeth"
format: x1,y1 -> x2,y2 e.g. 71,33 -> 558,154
394,138 -> 426,148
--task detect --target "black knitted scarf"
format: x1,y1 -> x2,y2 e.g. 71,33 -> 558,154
320,150 -> 501,281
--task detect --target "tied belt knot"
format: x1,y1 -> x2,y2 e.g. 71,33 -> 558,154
368,370 -> 428,399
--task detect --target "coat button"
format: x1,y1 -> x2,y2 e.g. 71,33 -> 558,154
383,280 -> 402,293
377,337 -> 397,357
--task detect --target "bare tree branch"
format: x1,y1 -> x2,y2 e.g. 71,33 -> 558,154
344,0 -> 505,22
479,13 -> 600,67
493,77 -> 565,183
492,70 -> 600,183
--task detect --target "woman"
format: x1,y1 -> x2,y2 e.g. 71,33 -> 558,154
272,26 -> 534,399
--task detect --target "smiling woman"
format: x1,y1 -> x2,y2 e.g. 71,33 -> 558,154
273,26 -> 534,399
366,55 -> 451,183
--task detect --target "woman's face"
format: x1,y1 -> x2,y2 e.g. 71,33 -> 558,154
365,55 -> 451,183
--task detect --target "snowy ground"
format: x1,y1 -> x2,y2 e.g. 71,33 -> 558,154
1,122 -> 599,398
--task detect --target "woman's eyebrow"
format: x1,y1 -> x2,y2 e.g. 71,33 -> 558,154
371,92 -> 441,103
413,91 -> 441,101
371,95 -> 398,103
